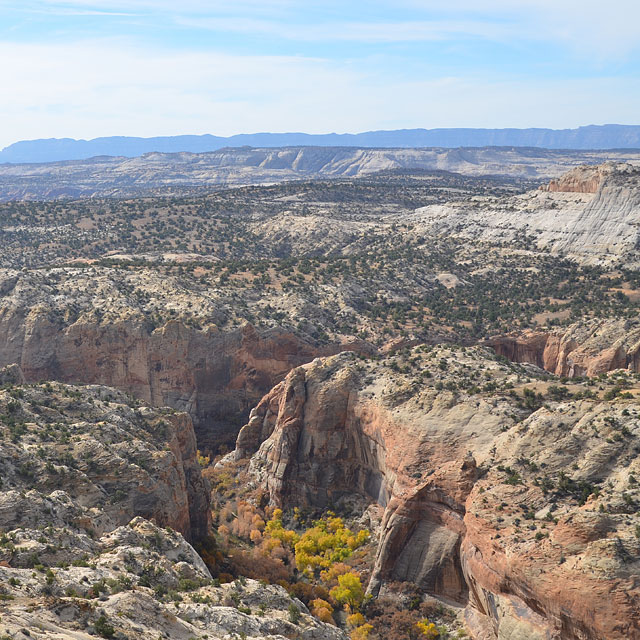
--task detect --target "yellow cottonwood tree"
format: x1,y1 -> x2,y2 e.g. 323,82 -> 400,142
329,572 -> 365,611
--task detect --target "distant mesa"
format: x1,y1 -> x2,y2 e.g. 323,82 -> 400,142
3,145 -> 640,202
2,124 -> 640,164
540,163 -> 617,193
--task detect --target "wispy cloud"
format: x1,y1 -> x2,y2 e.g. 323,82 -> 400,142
175,16 -> 511,44
0,38 -> 638,148
7,0 -> 640,59
20,7 -> 139,16
402,0 -> 640,59
6,0 -> 298,16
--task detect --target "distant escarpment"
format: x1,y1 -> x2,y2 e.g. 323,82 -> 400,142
4,125 -> 640,164
2,146 -> 640,200
232,348 -> 640,639
488,317 -> 640,377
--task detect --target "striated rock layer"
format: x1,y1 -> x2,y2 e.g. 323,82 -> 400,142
412,162 -> 640,266
0,284 -> 326,452
3,146 -> 640,200
487,317 -> 640,377
233,348 -> 640,639
0,267 -> 372,453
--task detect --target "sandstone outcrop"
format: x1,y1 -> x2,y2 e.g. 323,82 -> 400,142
233,347 -> 640,639
412,162 -> 640,266
540,163 -> 615,193
0,374 -> 210,541
0,375 -> 346,639
0,268 -> 351,452
488,317 -> 640,377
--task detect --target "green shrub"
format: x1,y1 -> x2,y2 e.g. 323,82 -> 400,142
94,615 -> 115,638
288,603 -> 301,624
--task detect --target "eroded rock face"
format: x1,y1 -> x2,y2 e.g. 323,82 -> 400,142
0,374 -> 210,541
232,348 -> 640,639
462,398 -> 640,640
488,318 -> 640,377
412,162 -> 640,266
0,268 -> 340,451
540,164 -> 615,193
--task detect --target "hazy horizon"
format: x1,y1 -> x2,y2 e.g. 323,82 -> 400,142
1,1 -> 640,148
2,123 -> 640,148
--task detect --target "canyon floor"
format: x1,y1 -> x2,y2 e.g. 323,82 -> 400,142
1,157 -> 640,639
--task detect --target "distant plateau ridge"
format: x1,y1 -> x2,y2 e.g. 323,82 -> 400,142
2,124 -> 640,164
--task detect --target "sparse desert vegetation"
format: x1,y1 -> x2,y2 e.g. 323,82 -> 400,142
1,161 -> 640,639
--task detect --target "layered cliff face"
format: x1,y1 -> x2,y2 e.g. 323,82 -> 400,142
0,268 -> 343,452
412,162 -> 640,266
488,317 -> 640,377
7,316 -> 322,452
233,348 -> 640,639
549,164 -> 640,259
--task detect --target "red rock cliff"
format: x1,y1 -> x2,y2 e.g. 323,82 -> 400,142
233,349 -> 640,639
0,310 -> 336,451
487,318 -> 640,377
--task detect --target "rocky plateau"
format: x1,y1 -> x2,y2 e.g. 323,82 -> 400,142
1,156 -> 640,639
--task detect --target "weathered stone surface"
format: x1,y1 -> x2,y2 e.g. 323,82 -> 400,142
412,162 -> 640,266
0,380 -> 346,639
0,363 -> 24,385
0,518 -> 345,640
541,164 -> 615,194
232,346 -> 640,639
488,317 -> 640,377
0,380 -> 210,541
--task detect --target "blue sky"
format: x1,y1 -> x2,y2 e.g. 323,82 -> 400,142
1,0 -> 639,147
